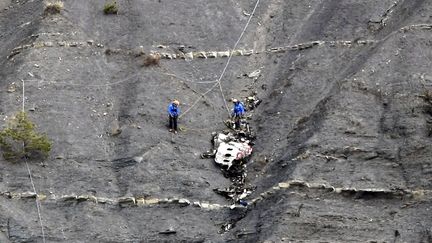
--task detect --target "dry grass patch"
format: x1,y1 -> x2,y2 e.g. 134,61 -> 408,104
411,189 -> 427,201
419,89 -> 432,105
44,1 -> 63,15
143,53 -> 161,67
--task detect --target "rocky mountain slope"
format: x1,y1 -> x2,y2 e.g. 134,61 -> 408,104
0,0 -> 431,242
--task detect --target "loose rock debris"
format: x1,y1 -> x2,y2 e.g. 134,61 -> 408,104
1,179 -> 430,212
246,69 -> 261,80
8,23 -> 432,62
159,228 -> 176,235
7,38 -> 380,61
7,82 -> 17,93
3,1 -> 432,241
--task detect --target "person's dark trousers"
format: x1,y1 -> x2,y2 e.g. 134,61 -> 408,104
233,115 -> 241,129
169,115 -> 178,131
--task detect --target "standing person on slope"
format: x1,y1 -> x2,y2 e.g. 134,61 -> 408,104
168,99 -> 180,134
231,98 -> 245,130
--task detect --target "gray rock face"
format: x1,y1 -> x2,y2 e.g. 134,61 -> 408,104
0,0 -> 432,242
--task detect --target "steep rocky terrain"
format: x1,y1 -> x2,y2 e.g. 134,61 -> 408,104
0,0 -> 432,242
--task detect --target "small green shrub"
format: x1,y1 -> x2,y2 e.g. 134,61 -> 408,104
44,1 -> 64,15
0,112 -> 52,161
104,1 -> 118,15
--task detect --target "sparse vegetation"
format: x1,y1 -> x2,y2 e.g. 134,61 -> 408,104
104,48 -> 122,55
105,48 -> 113,55
419,89 -> 432,105
143,53 -> 161,67
0,112 -> 51,161
104,1 -> 118,15
419,89 -> 432,136
411,189 -> 426,201
44,1 -> 64,15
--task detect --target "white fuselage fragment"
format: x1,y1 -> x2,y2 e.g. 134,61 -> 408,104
214,133 -> 252,169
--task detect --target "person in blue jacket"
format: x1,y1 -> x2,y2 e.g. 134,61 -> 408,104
231,98 -> 245,129
168,99 -> 180,133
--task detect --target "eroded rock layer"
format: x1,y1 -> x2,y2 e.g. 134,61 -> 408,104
0,0 -> 431,242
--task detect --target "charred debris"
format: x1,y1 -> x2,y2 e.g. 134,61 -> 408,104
201,96 -> 261,206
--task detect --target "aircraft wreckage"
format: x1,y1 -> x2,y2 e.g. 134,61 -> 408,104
201,96 -> 261,206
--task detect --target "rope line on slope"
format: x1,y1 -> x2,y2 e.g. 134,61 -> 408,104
180,0 -> 261,118
15,8 -> 262,235
160,65 -> 219,116
217,0 -> 261,114
25,160 -> 46,243
21,79 -> 46,243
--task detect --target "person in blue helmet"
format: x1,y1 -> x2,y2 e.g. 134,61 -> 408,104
168,99 -> 180,133
231,98 -> 245,130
